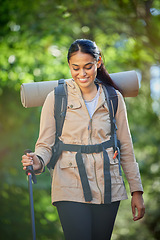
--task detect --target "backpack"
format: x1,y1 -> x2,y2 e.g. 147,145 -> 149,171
47,79 -> 121,173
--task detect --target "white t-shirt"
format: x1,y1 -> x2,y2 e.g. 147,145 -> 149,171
84,87 -> 100,118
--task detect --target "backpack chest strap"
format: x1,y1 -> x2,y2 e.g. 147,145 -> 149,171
60,138 -> 114,153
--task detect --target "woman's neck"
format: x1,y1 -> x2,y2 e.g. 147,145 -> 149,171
81,84 -> 98,101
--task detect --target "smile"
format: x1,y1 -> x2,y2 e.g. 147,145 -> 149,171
79,78 -> 88,83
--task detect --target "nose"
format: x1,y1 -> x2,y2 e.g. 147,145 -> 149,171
79,68 -> 87,77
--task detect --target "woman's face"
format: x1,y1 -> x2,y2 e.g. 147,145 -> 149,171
68,51 -> 101,92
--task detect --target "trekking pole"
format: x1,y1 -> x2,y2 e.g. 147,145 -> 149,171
24,149 -> 37,240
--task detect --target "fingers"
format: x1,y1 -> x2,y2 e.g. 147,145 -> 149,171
131,192 -> 145,221
132,204 -> 136,219
21,153 -> 42,171
21,153 -> 33,170
133,205 -> 145,221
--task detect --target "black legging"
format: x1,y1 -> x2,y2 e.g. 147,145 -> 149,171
55,201 -> 120,240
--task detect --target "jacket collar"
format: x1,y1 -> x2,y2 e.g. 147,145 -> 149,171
66,78 -> 106,107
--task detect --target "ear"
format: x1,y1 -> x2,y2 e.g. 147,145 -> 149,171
97,57 -> 102,68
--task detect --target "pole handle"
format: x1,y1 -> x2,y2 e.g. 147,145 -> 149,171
24,149 -> 37,184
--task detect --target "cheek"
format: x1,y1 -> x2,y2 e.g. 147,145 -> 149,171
90,67 -> 97,78
70,69 -> 77,78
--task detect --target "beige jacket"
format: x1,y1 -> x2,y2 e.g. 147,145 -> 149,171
35,79 -> 143,204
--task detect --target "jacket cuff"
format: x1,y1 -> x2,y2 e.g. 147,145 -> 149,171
34,155 -> 45,174
131,190 -> 144,196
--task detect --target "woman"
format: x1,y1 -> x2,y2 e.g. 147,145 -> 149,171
22,39 -> 145,240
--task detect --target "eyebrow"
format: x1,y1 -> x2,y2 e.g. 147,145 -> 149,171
72,62 -> 94,67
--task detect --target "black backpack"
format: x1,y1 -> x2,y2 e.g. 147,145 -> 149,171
47,79 -> 120,171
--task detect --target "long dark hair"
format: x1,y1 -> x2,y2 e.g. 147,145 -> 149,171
67,39 -> 119,90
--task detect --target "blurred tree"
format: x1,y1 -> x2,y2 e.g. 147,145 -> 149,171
0,0 -> 160,239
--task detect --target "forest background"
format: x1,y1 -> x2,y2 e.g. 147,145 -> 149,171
0,0 -> 160,239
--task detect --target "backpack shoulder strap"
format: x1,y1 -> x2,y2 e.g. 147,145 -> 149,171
54,79 -> 68,141
102,84 -> 118,120
102,84 -> 122,175
102,84 -> 119,150
47,79 -> 67,170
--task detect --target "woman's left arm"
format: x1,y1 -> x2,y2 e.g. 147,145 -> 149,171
116,92 -> 145,220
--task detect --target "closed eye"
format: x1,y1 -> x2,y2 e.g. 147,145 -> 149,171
85,65 -> 93,70
73,68 -> 79,71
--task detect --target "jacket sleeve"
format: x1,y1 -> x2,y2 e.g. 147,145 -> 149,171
34,90 -> 56,166
116,91 -> 143,195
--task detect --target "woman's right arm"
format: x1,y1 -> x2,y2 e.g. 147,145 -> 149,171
21,90 -> 56,172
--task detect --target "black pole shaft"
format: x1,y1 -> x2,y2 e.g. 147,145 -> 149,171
28,172 -> 36,240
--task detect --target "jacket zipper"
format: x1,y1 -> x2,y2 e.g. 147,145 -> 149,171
89,118 -> 103,203
84,94 -> 103,203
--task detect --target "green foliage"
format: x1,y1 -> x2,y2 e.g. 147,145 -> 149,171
0,184 -> 64,240
0,0 -> 160,239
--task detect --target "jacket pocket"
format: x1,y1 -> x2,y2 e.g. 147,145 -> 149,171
67,99 -> 82,110
59,153 -> 79,188
60,157 -> 77,168
110,164 -> 123,184
108,149 -> 123,184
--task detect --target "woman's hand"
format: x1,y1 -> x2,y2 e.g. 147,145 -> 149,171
131,191 -> 145,221
21,152 -> 42,171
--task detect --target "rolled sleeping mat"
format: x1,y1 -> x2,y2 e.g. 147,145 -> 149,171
21,70 -> 139,108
